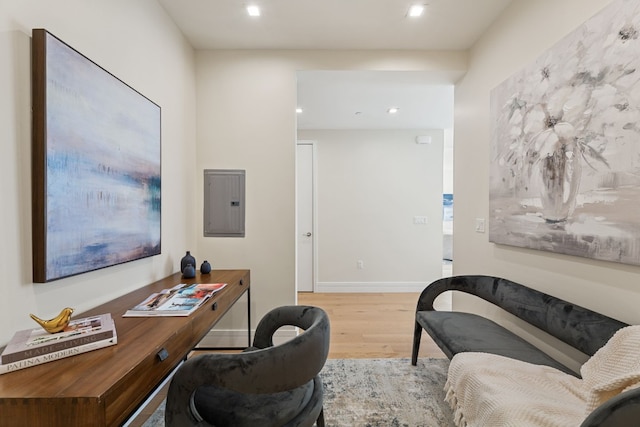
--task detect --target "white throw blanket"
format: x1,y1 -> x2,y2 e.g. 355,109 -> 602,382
444,325 -> 640,427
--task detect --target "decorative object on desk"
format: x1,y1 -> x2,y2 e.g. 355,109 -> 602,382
200,260 -> 211,274
1,313 -> 117,374
182,264 -> 196,279
29,307 -> 74,334
180,251 -> 196,273
123,283 -> 227,317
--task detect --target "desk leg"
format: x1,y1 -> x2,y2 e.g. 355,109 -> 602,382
247,287 -> 251,347
193,287 -> 251,351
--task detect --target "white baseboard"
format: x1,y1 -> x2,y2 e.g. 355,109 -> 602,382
196,328 -> 298,348
314,282 -> 426,293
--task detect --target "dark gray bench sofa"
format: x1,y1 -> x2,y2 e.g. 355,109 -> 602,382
412,275 -> 639,427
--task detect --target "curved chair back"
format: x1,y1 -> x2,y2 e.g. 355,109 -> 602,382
165,305 -> 330,426
246,305 -> 330,393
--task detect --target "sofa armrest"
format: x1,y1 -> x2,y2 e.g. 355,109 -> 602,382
415,276 -> 458,312
413,276 -> 476,364
415,275 -> 510,312
581,387 -> 640,427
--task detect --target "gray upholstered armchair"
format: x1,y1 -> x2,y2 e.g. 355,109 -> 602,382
165,305 -> 330,427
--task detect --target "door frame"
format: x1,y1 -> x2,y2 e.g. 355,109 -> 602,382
295,140 -> 318,293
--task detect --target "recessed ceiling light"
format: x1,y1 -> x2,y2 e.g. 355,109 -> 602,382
408,5 -> 425,17
296,107 -> 303,114
247,5 -> 261,17
387,107 -> 399,114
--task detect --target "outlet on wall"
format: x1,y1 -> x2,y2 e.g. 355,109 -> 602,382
413,216 -> 428,225
357,260 -> 364,269
475,218 -> 486,233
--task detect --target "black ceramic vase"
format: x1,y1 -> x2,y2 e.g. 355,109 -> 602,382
200,260 -> 212,274
180,251 -> 196,273
183,264 -> 196,279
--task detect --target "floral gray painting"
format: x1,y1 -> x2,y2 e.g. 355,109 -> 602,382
489,0 -> 640,265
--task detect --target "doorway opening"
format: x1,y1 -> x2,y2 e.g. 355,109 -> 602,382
296,71 -> 454,293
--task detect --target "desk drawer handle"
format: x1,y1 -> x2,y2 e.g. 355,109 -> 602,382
240,279 -> 244,286
212,301 -> 218,311
157,348 -> 169,362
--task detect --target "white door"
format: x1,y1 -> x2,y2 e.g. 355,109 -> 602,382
296,142 -> 314,292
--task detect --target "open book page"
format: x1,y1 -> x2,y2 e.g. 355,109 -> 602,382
124,283 -> 227,317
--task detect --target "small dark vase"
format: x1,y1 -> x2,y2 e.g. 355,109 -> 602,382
183,264 -> 196,279
180,251 -> 196,273
200,260 -> 212,274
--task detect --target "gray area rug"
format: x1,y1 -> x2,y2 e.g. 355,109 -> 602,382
143,358 -> 455,427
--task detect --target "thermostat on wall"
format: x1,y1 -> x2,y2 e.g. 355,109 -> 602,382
415,135 -> 432,144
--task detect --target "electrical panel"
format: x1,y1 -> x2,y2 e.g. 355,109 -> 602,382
204,169 -> 245,237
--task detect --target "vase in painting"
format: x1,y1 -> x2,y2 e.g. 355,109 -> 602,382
539,139 -> 582,223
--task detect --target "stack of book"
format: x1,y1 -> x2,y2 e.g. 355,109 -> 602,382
0,313 -> 117,374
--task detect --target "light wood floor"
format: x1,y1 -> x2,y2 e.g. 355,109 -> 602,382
298,292 -> 448,359
126,292 -> 448,426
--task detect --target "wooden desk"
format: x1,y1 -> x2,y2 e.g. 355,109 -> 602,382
0,269 -> 250,427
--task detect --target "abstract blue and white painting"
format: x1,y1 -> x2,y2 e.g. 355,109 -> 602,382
42,32 -> 161,281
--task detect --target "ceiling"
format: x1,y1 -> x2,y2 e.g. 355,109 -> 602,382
296,70 -> 455,129
157,0 -> 513,129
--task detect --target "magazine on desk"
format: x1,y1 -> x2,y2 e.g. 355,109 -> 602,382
123,282 -> 227,317
0,313 -> 117,374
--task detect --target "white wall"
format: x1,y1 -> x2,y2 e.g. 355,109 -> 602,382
0,0 -> 196,346
453,0 -> 640,371
194,50 -> 466,339
298,129 -> 444,292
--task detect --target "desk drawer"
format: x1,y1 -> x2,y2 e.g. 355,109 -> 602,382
105,326 -> 193,426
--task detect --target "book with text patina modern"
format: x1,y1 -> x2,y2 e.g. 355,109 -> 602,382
0,313 -> 117,374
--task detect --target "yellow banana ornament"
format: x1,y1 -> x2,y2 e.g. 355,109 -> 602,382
30,307 -> 74,334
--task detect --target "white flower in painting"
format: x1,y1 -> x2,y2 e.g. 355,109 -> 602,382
534,122 -> 576,159
500,70 -> 614,179
495,18 -> 640,206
